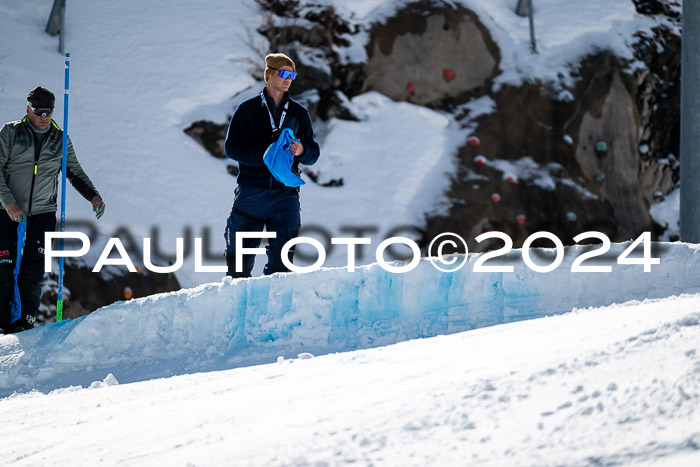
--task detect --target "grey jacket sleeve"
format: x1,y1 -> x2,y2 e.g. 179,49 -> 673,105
0,124 -> 17,207
65,135 -> 100,202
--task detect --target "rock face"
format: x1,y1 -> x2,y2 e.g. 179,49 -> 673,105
184,120 -> 227,159
186,0 -> 681,250
366,3 -> 679,248
574,71 -> 650,240
364,4 -> 499,107
423,53 -> 677,250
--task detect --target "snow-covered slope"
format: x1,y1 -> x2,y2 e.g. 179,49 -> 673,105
0,0 -> 464,286
2,241 -> 699,398
1,278 -> 699,466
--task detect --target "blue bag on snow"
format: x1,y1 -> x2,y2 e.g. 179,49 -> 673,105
263,128 -> 305,188
10,220 -> 27,324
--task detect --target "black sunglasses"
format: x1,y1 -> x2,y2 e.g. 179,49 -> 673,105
29,106 -> 54,117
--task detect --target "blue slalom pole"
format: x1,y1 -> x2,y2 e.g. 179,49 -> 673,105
57,52 -> 70,322
9,221 -> 27,324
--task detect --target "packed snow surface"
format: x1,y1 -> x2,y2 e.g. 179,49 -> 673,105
1,247 -> 699,465
1,242 -> 700,465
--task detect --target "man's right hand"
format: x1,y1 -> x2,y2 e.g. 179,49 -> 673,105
5,202 -> 26,223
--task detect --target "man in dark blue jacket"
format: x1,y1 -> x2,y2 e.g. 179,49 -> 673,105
224,53 -> 320,278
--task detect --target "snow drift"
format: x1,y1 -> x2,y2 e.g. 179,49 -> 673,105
1,241 -> 698,397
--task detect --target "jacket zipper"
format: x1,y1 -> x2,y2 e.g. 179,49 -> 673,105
27,130 -> 43,216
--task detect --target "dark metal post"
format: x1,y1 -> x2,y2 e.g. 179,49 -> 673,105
45,0 -> 62,35
528,0 -> 537,53
59,2 -> 65,54
515,0 -> 537,53
681,0 -> 700,242
45,0 -> 66,53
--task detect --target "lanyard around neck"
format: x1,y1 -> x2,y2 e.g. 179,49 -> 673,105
261,92 -> 289,130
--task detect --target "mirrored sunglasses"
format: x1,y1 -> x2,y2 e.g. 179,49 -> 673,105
29,106 -> 54,117
278,70 -> 296,80
269,67 -> 296,80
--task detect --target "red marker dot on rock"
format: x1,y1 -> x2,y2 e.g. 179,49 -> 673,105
516,214 -> 526,226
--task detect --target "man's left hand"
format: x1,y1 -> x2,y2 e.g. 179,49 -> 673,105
289,138 -> 304,156
92,196 -> 106,219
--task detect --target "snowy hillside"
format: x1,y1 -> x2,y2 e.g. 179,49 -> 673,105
0,1 -> 697,465
0,0 -> 679,287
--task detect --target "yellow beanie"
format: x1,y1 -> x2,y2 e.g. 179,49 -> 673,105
264,53 -> 296,82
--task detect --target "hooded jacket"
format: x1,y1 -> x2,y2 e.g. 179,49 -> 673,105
225,88 -> 320,189
0,117 -> 100,215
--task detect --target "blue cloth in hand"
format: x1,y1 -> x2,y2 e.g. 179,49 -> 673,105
263,128 -> 305,188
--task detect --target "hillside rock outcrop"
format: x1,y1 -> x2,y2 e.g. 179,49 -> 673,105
186,0 -> 681,251
364,3 -> 499,107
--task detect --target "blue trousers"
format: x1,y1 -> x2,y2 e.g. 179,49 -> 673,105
224,185 -> 301,278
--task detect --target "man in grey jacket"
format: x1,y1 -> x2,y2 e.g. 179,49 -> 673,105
0,86 -> 105,333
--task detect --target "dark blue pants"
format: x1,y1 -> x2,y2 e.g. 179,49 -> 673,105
224,185 -> 301,278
